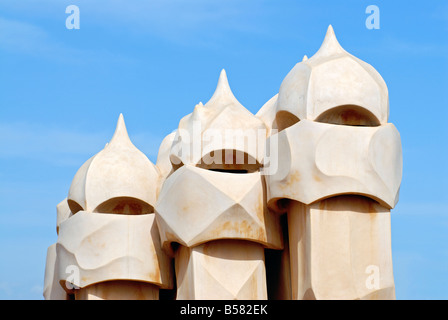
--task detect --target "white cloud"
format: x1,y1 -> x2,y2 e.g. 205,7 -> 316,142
392,202 -> 448,216
383,38 -> 448,57
0,0 -> 274,47
0,17 -> 134,63
354,35 -> 448,59
0,17 -> 49,51
0,121 -> 163,166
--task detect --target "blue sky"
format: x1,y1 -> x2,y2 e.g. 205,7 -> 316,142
0,0 -> 447,300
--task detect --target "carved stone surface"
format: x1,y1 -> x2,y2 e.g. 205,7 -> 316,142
255,94 -> 278,136
170,69 -> 266,171
44,115 -> 173,300
156,165 -> 283,255
266,120 -> 402,210
56,211 -> 172,291
276,25 -> 389,129
175,240 -> 267,300
156,131 -> 177,182
43,244 -> 68,300
56,198 -> 72,235
154,70 -> 284,299
264,25 -> 402,300
74,281 -> 160,300
287,197 -> 395,300
67,114 -> 160,215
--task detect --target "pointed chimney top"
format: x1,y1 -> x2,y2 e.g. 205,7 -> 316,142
109,113 -> 131,146
302,55 -> 308,62
206,69 -> 239,107
313,25 -> 346,58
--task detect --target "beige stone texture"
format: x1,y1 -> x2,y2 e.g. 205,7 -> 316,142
43,244 -> 69,300
156,70 -> 284,300
265,25 -> 402,300
56,211 -> 172,292
44,114 -> 173,300
156,164 -> 283,255
266,120 -> 402,210
175,240 -> 267,300
275,25 -> 389,130
170,69 -> 267,171
74,281 -> 160,300
156,131 -> 177,182
67,114 -> 159,215
256,94 -> 278,136
56,198 -> 72,235
287,197 -> 395,300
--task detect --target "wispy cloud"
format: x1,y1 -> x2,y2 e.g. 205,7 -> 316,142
393,202 -> 448,216
382,37 -> 448,57
0,0 -> 274,47
0,17 -> 134,64
355,35 -> 448,59
0,122 -> 163,166
0,17 -> 49,52
94,0 -> 271,37
0,121 -> 106,166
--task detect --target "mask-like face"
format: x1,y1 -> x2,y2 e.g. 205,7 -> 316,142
266,119 -> 402,211
67,114 -> 159,215
262,25 -> 403,300
266,25 -> 402,212
49,115 -> 173,299
156,164 -> 283,255
56,211 -> 172,291
156,70 -> 283,255
154,69 -> 284,300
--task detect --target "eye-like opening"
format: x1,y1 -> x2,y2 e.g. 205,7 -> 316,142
275,111 -> 300,132
315,105 -> 380,127
308,194 -> 391,211
67,199 -> 83,214
94,197 -> 154,215
196,149 -> 261,173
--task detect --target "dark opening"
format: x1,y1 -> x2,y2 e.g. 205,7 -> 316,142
197,149 -> 261,173
315,105 -> 380,127
94,197 -> 154,215
275,111 -> 300,132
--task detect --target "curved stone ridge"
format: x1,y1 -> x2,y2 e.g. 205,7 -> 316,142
56,198 -> 72,234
